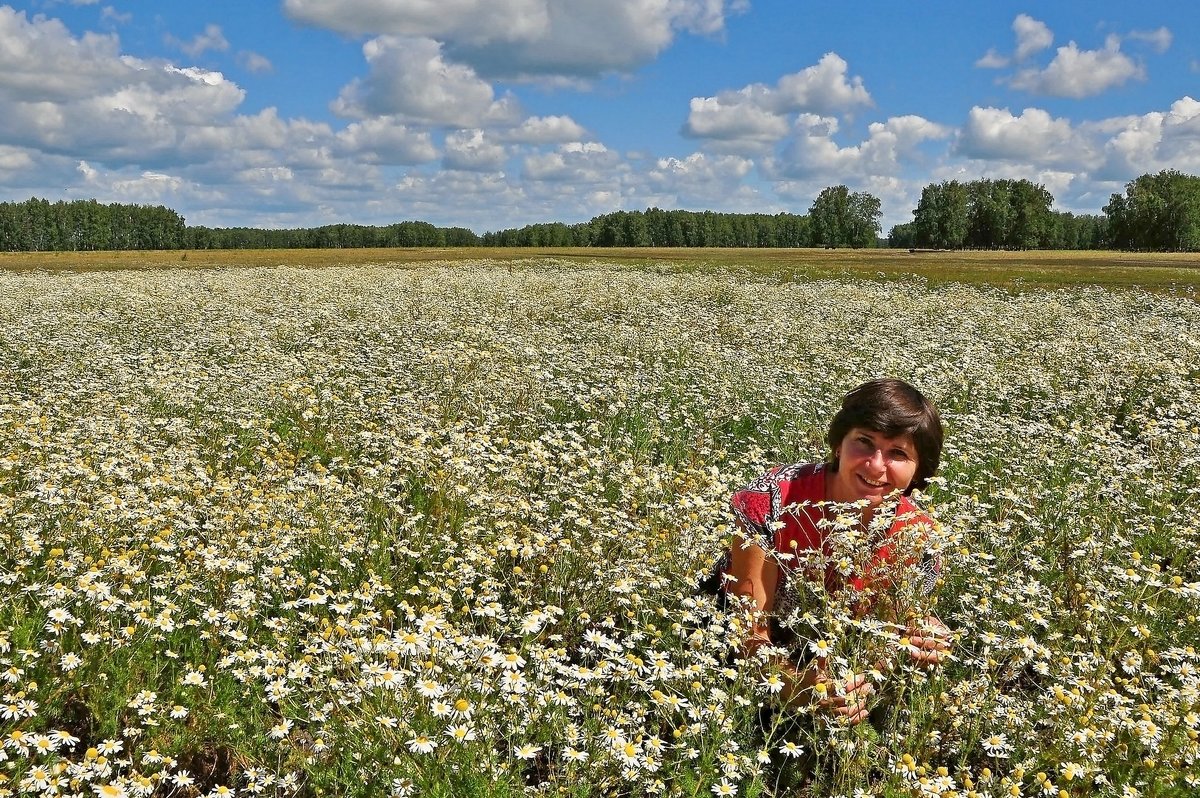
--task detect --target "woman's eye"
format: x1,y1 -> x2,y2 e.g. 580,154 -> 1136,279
890,450 -> 910,461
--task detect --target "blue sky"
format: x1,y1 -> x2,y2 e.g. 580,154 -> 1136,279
1,0 -> 1197,233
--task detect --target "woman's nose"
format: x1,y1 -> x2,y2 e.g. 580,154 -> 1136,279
866,449 -> 886,470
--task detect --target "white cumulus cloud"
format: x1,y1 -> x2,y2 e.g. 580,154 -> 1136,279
766,113 -> 947,181
683,53 -> 872,152
522,142 -> 621,183
857,115 -> 952,172
443,129 -> 507,171
502,116 -> 588,144
1013,14 -> 1053,62
0,144 -> 35,173
683,95 -> 791,149
166,23 -> 230,57
283,0 -> 746,80
238,51 -> 274,74
1010,35 -> 1144,98
331,35 -> 521,127
0,7 -> 259,167
335,117 -> 439,165
975,49 -> 1009,69
1095,96 -> 1200,178
1127,26 -> 1172,54
956,106 -> 1090,168
977,14 -> 1053,70
644,151 -> 753,206
112,170 -> 186,199
979,16 -> 1157,99
770,53 -> 873,114
0,7 -> 131,102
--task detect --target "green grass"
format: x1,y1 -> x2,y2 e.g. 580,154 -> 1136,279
3,246 -> 1200,294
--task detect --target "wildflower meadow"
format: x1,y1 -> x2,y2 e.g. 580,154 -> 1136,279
0,257 -> 1198,798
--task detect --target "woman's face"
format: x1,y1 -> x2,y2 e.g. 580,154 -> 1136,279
827,427 -> 918,506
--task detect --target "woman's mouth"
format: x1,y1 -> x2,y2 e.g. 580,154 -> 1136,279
857,474 -> 887,490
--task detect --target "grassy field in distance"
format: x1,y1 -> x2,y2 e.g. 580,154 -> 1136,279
3,246 -> 1200,294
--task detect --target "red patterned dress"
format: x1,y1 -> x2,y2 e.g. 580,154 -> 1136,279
715,461 -> 939,660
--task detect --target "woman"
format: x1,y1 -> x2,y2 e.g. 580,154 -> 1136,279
723,378 -> 949,724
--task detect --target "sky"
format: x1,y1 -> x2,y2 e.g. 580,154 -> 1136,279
1,1 -> 1198,234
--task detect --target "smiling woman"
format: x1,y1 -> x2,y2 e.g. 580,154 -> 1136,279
825,378 -> 943,509
707,378 -> 950,725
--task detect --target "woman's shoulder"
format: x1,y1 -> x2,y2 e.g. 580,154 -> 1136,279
730,461 -> 824,530
776,461 -> 825,503
778,461 -> 825,480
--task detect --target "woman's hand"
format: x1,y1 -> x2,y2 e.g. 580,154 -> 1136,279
787,658 -> 874,725
813,669 -> 874,724
903,615 -> 951,668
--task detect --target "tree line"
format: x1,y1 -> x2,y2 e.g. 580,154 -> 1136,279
0,199 -> 479,252
2,170 -> 1198,252
886,178 -> 1107,250
0,198 -> 186,251
482,208 -> 809,247
480,187 -> 879,248
1103,170 -> 1200,251
184,221 -> 479,249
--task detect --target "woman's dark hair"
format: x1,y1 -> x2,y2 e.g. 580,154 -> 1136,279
827,378 -> 944,493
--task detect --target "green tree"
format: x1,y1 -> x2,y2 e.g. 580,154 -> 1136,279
1106,170 -> 1200,251
966,180 -> 1012,249
809,185 -> 881,248
887,222 -> 918,249
1006,180 -> 1055,249
912,181 -> 968,248
622,211 -> 652,246
847,191 -> 883,247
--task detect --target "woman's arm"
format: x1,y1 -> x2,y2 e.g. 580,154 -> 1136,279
726,533 -> 873,722
725,533 -> 778,633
